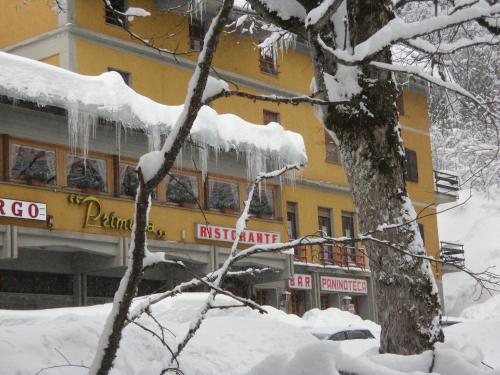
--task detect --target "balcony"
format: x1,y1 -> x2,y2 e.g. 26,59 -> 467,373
440,241 -> 465,273
434,170 -> 459,204
294,244 -> 367,270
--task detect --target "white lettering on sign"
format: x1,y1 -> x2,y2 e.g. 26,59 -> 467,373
320,276 -> 368,294
289,274 -> 312,290
195,224 -> 280,245
0,198 -> 46,221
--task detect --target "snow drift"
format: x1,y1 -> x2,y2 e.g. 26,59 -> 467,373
0,293 -> 498,375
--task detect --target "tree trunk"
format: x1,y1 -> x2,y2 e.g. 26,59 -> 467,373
309,0 -> 443,354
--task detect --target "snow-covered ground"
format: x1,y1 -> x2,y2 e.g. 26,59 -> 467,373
0,293 -> 498,375
438,190 -> 500,317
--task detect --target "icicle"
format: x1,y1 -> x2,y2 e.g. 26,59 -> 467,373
198,145 -> 208,181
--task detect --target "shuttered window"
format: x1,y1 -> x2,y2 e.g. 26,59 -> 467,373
405,148 -> 419,182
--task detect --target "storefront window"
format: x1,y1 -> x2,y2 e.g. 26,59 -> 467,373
289,290 -> 305,316
208,179 -> 239,212
11,144 -> 56,185
66,155 -> 107,192
248,186 -> 274,218
120,164 -> 139,197
167,173 -> 199,206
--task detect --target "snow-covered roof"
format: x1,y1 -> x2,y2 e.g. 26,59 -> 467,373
0,52 -> 307,178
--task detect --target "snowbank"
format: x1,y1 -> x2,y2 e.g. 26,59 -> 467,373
1,293 -> 497,375
438,190 -> 500,316
0,52 -> 307,178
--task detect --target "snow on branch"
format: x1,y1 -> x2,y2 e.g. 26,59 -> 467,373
330,2 -> 500,64
405,35 -> 500,55
371,61 -> 500,121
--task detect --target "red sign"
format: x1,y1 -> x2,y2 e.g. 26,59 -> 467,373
195,224 -> 281,245
0,198 -> 47,221
320,276 -> 368,294
289,274 -> 312,290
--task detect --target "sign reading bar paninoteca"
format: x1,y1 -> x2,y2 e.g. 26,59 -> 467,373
67,194 -> 166,239
320,276 -> 368,294
0,198 -> 46,221
195,224 -> 281,245
289,274 -> 312,290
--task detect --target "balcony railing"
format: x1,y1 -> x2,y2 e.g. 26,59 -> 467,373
434,170 -> 459,196
294,244 -> 367,269
440,241 -> 465,271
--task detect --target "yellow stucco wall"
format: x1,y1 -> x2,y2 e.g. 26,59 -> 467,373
0,0 -> 442,278
0,0 -> 58,48
39,54 -> 60,67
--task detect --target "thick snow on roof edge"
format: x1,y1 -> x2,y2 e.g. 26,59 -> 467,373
0,52 -> 307,177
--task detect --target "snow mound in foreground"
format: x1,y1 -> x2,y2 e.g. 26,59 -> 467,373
438,190 -> 500,316
0,293 -> 498,375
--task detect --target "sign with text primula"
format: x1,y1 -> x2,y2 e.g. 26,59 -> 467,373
0,198 -> 46,221
195,224 -> 281,245
289,274 -> 312,290
320,276 -> 368,294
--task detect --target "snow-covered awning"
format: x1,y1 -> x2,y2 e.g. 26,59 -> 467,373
0,52 -> 307,178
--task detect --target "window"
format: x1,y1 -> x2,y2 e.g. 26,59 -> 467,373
418,223 -> 425,245
289,290 -> 305,316
166,173 -> 199,207
259,46 -> 278,75
320,294 -> 330,310
405,148 -> 419,182
105,0 -> 126,26
208,179 -> 240,213
119,163 -> 139,197
0,270 -> 73,295
254,289 -> 268,305
287,202 -> 299,240
189,18 -> 205,52
397,92 -> 405,115
11,144 -> 56,186
263,110 -> 280,125
66,155 -> 107,192
325,129 -> 340,164
318,208 -> 333,263
249,186 -> 275,218
342,212 -> 357,265
108,67 -> 131,86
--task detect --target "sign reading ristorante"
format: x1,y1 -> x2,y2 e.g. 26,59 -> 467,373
67,194 -> 166,239
0,198 -> 46,221
195,224 -> 281,245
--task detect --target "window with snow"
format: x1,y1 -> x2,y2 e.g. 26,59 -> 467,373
318,207 -> 334,263
341,212 -> 358,265
259,46 -> 278,75
248,186 -> 275,218
208,179 -> 240,213
108,67 -> 131,86
405,148 -> 419,182
324,129 -> 340,164
287,202 -> 299,240
66,155 -> 107,193
119,163 -> 139,197
166,173 -> 199,207
189,18 -> 205,52
11,144 -> 56,186
263,109 -> 280,125
105,0 -> 127,26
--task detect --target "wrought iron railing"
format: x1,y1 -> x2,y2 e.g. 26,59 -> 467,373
440,241 -> 465,267
294,244 -> 367,269
434,170 -> 459,196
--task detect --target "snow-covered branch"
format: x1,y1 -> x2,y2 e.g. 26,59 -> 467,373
330,3 -> 500,64
203,89 -> 349,106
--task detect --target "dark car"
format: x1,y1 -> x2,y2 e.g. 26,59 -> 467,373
312,328 -> 375,341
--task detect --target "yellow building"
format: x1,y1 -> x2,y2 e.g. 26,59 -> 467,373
0,0 -> 456,317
